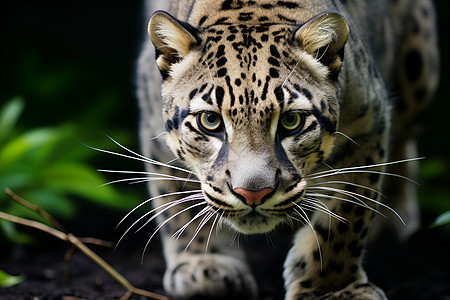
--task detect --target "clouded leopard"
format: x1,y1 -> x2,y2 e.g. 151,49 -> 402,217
135,0 -> 439,298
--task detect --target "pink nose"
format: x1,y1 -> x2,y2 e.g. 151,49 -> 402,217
233,187 -> 274,206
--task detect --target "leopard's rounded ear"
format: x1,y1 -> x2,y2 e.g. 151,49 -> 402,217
148,11 -> 199,78
295,11 -> 349,79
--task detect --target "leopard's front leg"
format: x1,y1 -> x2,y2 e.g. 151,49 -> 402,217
284,147 -> 389,300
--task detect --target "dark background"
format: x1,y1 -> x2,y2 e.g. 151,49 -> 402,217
0,1 -> 449,299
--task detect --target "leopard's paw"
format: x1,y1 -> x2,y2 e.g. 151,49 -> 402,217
287,281 -> 387,300
163,254 -> 257,299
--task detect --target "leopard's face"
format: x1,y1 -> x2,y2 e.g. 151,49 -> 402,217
150,12 -> 348,233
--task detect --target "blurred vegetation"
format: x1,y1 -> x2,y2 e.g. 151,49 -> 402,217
0,269 -> 25,288
0,0 -> 449,250
0,98 -> 142,243
0,1 -> 145,245
418,0 -> 450,227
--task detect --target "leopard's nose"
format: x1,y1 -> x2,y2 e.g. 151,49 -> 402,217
233,187 -> 274,207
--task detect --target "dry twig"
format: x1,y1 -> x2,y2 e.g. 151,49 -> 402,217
1,188 -> 169,300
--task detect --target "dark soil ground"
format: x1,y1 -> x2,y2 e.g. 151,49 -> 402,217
1,225 -> 449,300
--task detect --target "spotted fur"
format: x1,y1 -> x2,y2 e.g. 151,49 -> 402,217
136,0 -> 439,298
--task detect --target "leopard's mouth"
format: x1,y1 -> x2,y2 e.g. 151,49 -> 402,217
223,209 -> 284,234
203,182 -> 307,234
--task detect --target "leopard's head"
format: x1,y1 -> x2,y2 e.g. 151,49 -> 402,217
148,11 -> 348,233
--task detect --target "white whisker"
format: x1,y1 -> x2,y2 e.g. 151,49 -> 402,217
141,201 -> 207,263
291,204 -> 323,270
115,194 -> 203,250
98,169 -> 200,182
305,192 -> 381,217
172,206 -> 210,240
309,169 -> 418,184
98,175 -> 201,188
333,131 -> 363,149
282,60 -> 300,88
308,157 -> 424,180
84,136 -> 195,175
302,198 -> 347,223
308,186 -> 405,225
184,208 -> 216,251
135,195 -> 205,234
117,190 -> 202,228
205,210 -> 221,253
310,180 -> 385,198
149,131 -> 167,140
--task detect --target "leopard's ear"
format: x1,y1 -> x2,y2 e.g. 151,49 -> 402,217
295,11 -> 349,79
148,11 -> 199,78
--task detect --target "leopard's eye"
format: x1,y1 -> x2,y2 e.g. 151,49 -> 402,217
198,112 -> 222,132
280,112 -> 303,133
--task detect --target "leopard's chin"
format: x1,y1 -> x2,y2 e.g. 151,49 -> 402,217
225,211 -> 283,234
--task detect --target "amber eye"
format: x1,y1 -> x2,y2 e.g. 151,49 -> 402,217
280,112 -> 303,132
198,112 -> 222,132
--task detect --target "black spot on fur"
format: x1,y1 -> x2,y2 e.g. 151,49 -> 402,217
348,240 -> 363,257
354,205 -> 365,216
293,84 -> 313,101
261,76 -> 270,100
225,76 -> 236,106
269,68 -> 279,78
313,249 -> 321,261
199,83 -> 208,93
338,222 -> 349,234
294,259 -> 307,270
312,107 -> 336,133
361,227 -> 369,238
405,49 -> 423,82
227,34 -> 236,41
216,56 -> 227,67
300,279 -> 313,288
353,219 -> 364,233
189,89 -> 198,100
199,15 -> 208,26
369,172 -> 380,183
333,242 -> 345,253
277,1 -> 299,9
268,57 -> 280,67
328,260 -> 344,273
238,12 -> 253,21
216,45 -> 226,58
277,14 -> 296,23
270,45 -> 281,58
315,224 -> 334,241
203,267 -> 218,279
274,85 -> 284,111
215,86 -> 225,108
341,202 -> 353,213
202,93 -> 212,104
217,68 -> 227,77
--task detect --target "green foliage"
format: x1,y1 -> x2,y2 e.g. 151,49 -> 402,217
418,157 -> 450,227
431,211 -> 450,228
0,98 -> 141,243
0,269 -> 25,288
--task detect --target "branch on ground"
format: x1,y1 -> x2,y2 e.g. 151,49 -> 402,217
1,188 -> 168,300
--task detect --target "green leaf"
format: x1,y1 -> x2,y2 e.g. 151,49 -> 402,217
0,269 -> 26,288
431,211 -> 450,228
0,127 -> 62,170
40,162 -> 139,210
0,97 -> 25,143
